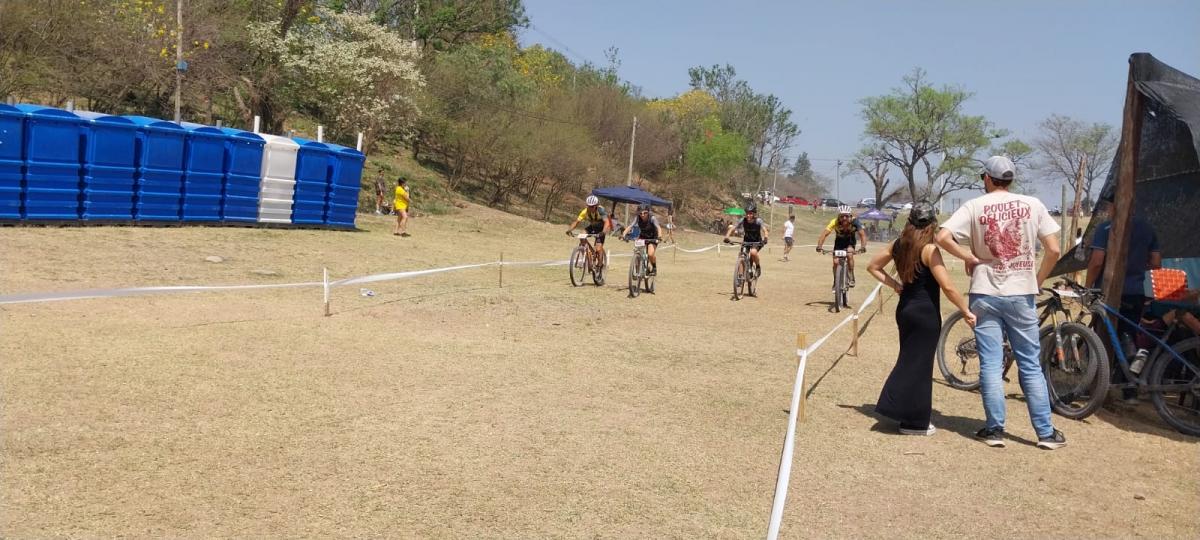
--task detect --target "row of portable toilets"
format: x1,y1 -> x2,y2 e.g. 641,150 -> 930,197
0,104 -> 365,228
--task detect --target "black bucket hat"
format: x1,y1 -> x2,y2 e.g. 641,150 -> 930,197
908,201 -> 937,228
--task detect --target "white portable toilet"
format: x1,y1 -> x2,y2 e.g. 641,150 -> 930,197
257,133 -> 299,223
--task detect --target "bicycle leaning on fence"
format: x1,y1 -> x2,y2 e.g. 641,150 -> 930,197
726,240 -> 763,300
935,281 -> 1108,419
567,233 -> 606,287
817,247 -> 864,312
627,237 -> 657,297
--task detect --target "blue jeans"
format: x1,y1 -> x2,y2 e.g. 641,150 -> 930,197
969,294 -> 1056,438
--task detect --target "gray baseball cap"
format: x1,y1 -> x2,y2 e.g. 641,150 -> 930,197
907,201 -> 938,228
982,155 -> 1016,181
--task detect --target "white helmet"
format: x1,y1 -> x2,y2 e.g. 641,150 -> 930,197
837,205 -> 853,215
586,195 -> 599,206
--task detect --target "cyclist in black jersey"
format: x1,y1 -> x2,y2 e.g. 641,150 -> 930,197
723,204 -> 769,276
622,203 -> 663,275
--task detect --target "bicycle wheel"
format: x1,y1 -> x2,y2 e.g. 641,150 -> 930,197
1041,321 -> 1109,420
832,263 -> 843,313
569,247 -> 587,287
937,310 -> 982,390
592,250 -> 606,286
746,260 -> 757,297
732,256 -> 745,300
628,253 -> 642,298
1147,337 -> 1200,437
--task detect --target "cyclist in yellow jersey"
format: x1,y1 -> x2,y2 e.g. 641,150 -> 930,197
393,176 -> 410,237
816,205 -> 868,285
566,195 -> 611,265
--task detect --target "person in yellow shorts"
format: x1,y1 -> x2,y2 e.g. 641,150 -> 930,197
393,176 -> 410,237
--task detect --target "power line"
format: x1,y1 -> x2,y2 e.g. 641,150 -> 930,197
526,23 -> 600,67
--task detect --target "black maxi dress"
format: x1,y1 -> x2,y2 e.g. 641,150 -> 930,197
875,244 -> 942,429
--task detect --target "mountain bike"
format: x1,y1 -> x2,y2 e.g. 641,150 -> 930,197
627,238 -> 657,297
727,240 -> 764,300
568,233 -> 606,287
817,247 -> 864,312
935,284 -> 1107,419
1062,278 -> 1200,434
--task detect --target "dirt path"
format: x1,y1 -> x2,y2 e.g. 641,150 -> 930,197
2,206 -> 1197,538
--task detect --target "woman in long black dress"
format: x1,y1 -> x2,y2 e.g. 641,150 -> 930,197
866,202 -> 975,435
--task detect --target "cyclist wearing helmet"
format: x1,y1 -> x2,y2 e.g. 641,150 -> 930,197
723,204 -> 769,276
566,195 -> 611,266
817,205 -> 868,286
622,203 -> 664,275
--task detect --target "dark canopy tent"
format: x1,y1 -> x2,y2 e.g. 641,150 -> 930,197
590,185 -> 673,209
1053,53 -> 1200,279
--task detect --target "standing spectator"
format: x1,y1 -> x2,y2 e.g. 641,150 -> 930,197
1085,201 -> 1161,399
664,209 -> 677,244
780,215 -> 796,261
393,176 -> 411,237
935,155 -> 1066,449
868,202 -> 974,435
373,173 -> 390,215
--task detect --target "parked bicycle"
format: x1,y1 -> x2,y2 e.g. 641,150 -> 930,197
727,240 -> 764,300
568,233 -> 606,287
936,282 -> 1106,419
627,237 -> 657,297
817,247 -> 865,312
1060,278 -> 1200,435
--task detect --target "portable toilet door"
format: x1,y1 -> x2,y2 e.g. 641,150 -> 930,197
327,143 -> 365,228
125,116 -> 186,221
257,134 -> 299,224
180,122 -> 226,222
75,111 -> 137,221
219,127 -> 264,223
0,103 -> 24,219
291,137 -> 333,225
15,104 -> 84,220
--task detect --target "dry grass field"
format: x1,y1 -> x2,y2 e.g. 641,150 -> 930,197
2,205 -> 1197,538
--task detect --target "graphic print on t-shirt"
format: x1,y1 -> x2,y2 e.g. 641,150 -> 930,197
980,200 -> 1033,274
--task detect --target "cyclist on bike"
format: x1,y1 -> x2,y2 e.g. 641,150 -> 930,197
566,195 -> 611,267
816,205 -> 868,286
723,204 -> 769,277
622,203 -> 664,275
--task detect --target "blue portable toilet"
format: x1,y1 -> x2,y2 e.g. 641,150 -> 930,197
219,127 -> 264,223
75,111 -> 137,220
0,104 -> 24,219
326,143 -> 364,228
15,104 -> 83,220
291,137 -> 334,225
180,122 -> 225,222
125,116 -> 185,221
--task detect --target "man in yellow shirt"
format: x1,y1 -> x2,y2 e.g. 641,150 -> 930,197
393,176 -> 410,237
566,195 -> 611,267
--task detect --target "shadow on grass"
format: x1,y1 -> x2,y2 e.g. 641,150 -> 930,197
837,402 -> 1040,447
805,308 -> 883,399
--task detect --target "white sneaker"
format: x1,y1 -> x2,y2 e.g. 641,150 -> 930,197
899,424 -> 936,436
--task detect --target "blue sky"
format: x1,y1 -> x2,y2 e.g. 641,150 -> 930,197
517,0 -> 1200,205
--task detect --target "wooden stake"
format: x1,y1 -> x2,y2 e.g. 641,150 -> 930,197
1102,56 -> 1144,306
322,267 -> 331,317
1070,154 -> 1087,239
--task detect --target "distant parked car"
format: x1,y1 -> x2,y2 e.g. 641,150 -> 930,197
820,198 -> 842,209
780,196 -> 809,206
884,202 -> 905,210
1049,206 -> 1063,216
856,197 -> 876,208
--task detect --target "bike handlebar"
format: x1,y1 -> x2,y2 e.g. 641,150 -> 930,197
816,247 -> 866,255
724,240 -> 765,246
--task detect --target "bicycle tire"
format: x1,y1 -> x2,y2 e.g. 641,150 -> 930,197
732,255 -> 745,300
832,262 -> 844,313
1147,337 -> 1200,437
569,247 -> 587,287
1041,321 -> 1109,420
746,260 -> 757,297
645,256 -> 655,294
592,250 -> 606,286
936,310 -> 982,390
628,252 -> 642,298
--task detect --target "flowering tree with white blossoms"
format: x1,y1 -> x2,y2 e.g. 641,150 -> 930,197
250,8 -> 423,152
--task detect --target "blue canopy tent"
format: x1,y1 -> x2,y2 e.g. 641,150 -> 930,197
857,208 -> 895,221
590,185 -> 673,209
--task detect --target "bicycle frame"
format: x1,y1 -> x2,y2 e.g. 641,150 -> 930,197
1090,302 -> 1198,392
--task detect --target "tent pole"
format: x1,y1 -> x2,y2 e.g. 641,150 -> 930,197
1101,56 -> 1144,307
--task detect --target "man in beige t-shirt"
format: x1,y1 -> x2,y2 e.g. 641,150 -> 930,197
936,155 -> 1065,449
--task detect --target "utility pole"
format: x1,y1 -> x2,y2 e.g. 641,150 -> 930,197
835,159 -> 842,203
769,150 -> 780,235
173,0 -> 183,123
625,115 -> 637,224
1069,154 -> 1087,239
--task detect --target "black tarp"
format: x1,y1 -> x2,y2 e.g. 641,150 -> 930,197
1053,53 -> 1200,276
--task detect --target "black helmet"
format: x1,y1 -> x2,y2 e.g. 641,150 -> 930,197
638,203 -> 651,212
907,201 -> 937,228
745,203 -> 758,214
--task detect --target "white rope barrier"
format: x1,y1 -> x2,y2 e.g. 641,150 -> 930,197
766,282 -> 885,540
